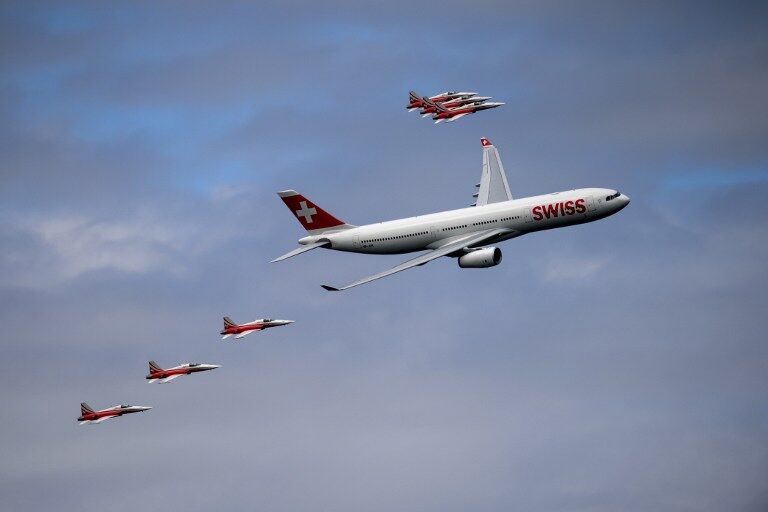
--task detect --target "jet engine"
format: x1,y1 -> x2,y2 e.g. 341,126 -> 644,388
458,247 -> 502,268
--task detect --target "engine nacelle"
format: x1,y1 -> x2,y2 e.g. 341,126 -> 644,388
458,247 -> 502,268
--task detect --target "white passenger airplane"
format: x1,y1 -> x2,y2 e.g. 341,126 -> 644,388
273,137 -> 629,291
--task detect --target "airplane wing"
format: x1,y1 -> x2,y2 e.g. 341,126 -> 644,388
221,334 -> 233,340
321,228 -> 516,291
91,416 -> 115,424
147,379 -> 158,384
271,240 -> 330,263
445,113 -> 471,122
474,138 -> 512,206
234,331 -> 253,339
159,375 -> 182,383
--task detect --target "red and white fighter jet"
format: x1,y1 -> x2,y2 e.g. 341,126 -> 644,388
406,90 -> 477,111
429,98 -> 505,123
146,360 -> 220,383
77,402 -> 152,425
418,95 -> 492,116
220,316 -> 294,340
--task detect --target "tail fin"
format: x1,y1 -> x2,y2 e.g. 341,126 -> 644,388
409,90 -> 421,102
81,402 -> 94,415
223,316 -> 236,329
149,361 -> 163,373
434,102 -> 448,113
277,190 -> 355,234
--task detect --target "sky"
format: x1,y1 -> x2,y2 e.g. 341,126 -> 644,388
1,1 -> 767,510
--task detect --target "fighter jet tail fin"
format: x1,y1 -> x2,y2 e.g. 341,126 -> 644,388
81,402 -> 94,415
149,361 -> 163,373
409,90 -> 421,102
277,190 -> 356,234
223,316 -> 236,329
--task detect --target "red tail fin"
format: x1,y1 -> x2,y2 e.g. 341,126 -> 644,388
277,190 -> 351,233
223,316 -> 236,329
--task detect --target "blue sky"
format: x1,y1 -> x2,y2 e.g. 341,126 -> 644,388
1,2 -> 767,511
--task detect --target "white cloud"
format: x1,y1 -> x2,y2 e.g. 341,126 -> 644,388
1,211 -> 198,288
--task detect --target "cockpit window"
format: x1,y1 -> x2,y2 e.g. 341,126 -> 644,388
263,318 -> 273,322
605,191 -> 621,201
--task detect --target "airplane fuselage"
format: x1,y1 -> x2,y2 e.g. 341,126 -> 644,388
78,405 -> 151,422
299,188 -> 629,255
220,323 -> 264,336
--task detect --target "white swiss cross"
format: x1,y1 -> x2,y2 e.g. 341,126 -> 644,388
295,201 -> 317,224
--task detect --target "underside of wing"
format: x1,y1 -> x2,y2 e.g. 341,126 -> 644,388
475,138 -> 512,206
322,228 -> 514,291
234,331 -> 253,339
159,375 -> 182,383
221,333 -> 233,340
446,113 -> 470,122
92,416 -> 114,424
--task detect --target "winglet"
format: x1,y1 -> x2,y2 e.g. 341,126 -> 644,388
321,285 -> 340,292
481,137 -> 493,147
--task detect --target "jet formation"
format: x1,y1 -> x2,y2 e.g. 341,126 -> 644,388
78,316 -> 290,424
406,90 -> 504,123
76,93 -> 628,428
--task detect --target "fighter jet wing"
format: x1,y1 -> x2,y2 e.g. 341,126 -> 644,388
475,138 -> 512,206
321,228 -> 516,291
445,113 -> 471,122
221,334 -> 233,340
234,331 -> 253,340
91,416 -> 115,424
159,375 -> 182,383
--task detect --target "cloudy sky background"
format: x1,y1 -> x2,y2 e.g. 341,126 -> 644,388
1,1 -> 767,510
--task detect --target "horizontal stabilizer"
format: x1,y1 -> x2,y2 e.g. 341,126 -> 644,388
271,240 -> 330,263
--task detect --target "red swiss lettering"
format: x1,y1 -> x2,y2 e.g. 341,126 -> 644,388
544,204 -> 559,218
532,205 -> 543,221
575,198 -> 586,213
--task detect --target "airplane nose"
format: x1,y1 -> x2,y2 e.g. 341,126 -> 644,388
616,194 -> 630,210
